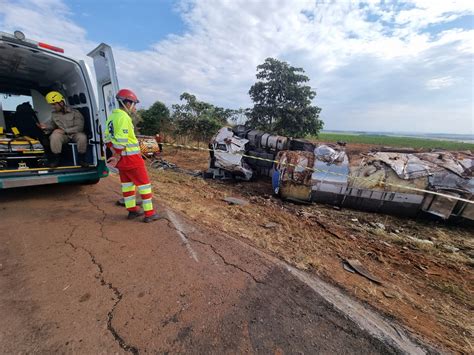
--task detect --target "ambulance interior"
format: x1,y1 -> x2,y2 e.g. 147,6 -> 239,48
0,41 -> 97,171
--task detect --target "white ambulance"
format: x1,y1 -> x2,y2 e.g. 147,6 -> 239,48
0,30 -> 120,188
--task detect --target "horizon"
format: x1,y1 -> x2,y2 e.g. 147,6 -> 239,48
321,129 -> 473,137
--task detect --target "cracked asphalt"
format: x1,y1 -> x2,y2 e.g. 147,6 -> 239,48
0,178 -> 428,354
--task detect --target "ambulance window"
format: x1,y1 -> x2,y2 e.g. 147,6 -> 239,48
1,94 -> 33,111
102,82 -> 116,118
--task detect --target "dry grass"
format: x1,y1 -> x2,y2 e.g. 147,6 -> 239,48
149,150 -> 474,353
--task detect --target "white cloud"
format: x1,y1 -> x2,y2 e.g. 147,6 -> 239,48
395,0 -> 473,30
426,76 -> 456,90
0,0 -> 91,59
0,0 -> 473,134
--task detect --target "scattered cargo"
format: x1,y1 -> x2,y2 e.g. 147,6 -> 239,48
208,126 -> 473,221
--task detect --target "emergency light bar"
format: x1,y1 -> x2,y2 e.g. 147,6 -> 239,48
0,31 -> 64,53
38,42 -> 64,53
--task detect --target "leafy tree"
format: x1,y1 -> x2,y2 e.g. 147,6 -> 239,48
194,115 -> 222,144
171,92 -> 228,144
137,101 -> 171,136
132,109 -> 145,135
247,57 -> 323,137
171,93 -> 199,138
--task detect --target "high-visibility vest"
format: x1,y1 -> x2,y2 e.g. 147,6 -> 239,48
105,109 -> 141,156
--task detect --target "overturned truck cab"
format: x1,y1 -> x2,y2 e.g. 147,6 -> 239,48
208,126 -> 474,221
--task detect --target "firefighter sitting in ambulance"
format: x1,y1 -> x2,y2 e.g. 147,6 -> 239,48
38,91 -> 88,168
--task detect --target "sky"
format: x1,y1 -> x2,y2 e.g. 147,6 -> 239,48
0,0 -> 473,135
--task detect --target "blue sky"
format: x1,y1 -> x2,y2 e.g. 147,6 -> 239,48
1,0 -> 473,135
67,0 -> 185,51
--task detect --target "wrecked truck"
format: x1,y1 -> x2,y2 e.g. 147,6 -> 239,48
207,126 -> 474,221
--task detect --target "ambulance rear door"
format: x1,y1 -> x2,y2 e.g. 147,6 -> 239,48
87,43 -> 120,130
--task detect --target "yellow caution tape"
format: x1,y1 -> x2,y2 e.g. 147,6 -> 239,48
155,142 -> 474,205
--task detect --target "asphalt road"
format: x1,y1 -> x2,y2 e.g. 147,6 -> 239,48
0,177 -> 429,354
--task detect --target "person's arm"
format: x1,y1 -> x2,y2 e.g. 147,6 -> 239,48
106,142 -> 121,167
67,110 -> 85,134
107,114 -> 129,163
37,117 -> 57,132
105,115 -> 124,167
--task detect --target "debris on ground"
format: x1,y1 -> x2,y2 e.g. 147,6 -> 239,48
382,290 -> 396,299
149,146 -> 474,353
343,259 -> 383,285
442,245 -> 460,253
369,222 -> 386,230
208,126 -> 474,222
342,262 -> 356,273
223,197 -> 249,206
150,158 -> 202,177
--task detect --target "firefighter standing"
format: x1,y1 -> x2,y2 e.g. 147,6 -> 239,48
105,89 -> 161,223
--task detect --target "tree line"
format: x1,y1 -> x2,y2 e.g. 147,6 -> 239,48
136,57 -> 323,142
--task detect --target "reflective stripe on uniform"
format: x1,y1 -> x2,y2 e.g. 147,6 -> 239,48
138,184 -> 152,194
142,198 -> 153,211
127,145 -> 141,152
125,198 -> 136,209
113,144 -> 126,149
122,144 -> 141,155
116,138 -> 128,143
121,149 -> 141,156
121,182 -> 135,192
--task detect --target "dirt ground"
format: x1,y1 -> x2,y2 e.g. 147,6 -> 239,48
0,178 -> 428,354
150,144 -> 473,353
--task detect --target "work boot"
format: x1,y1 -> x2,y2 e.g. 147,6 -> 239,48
78,154 -> 88,168
127,209 -> 144,219
49,154 -> 61,168
143,213 -> 163,223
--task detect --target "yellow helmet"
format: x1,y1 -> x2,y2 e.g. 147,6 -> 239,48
45,91 -> 64,104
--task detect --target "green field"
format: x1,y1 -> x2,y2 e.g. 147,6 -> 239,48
312,133 -> 474,151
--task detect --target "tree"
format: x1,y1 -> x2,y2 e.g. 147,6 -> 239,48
247,57 -> 323,137
171,92 -> 228,144
137,101 -> 171,136
194,115 -> 222,144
